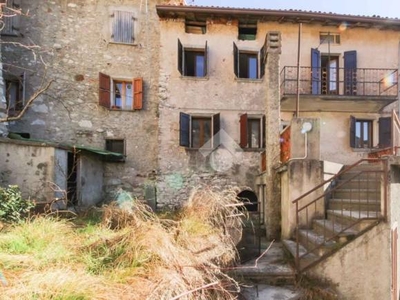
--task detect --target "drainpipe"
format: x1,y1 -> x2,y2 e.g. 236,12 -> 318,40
295,23 -> 302,118
398,41 -> 400,117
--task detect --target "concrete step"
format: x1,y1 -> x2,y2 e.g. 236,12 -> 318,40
335,179 -> 381,190
298,229 -> 338,256
313,219 -> 358,243
340,170 -> 383,181
329,188 -> 380,200
327,209 -> 379,231
328,198 -> 380,211
282,239 -> 318,270
346,163 -> 383,171
233,242 -> 296,286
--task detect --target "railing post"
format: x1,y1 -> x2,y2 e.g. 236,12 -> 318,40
383,159 -> 389,221
295,200 -> 299,270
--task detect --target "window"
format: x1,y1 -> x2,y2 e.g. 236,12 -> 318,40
98,73 -> 143,110
239,114 -> 265,149
178,39 -> 208,77
111,10 -> 135,44
0,0 -> 21,36
350,117 -> 373,149
233,34 -> 268,79
179,112 -> 220,148
4,74 -> 24,113
319,32 -> 340,45
238,23 -> 257,40
105,139 -> 125,162
185,20 -> 206,34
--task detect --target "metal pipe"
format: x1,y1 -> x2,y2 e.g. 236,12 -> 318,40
295,23 -> 302,117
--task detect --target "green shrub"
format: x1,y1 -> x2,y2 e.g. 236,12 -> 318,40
0,185 -> 34,223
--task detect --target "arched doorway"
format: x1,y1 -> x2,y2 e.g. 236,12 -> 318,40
237,190 -> 258,212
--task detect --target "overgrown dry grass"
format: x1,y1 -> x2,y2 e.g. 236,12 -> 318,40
0,187 -> 245,300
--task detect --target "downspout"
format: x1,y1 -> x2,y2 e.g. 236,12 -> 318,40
398,41 -> 400,117
295,23 -> 302,117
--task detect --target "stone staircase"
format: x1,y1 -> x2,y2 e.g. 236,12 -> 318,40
283,162 -> 383,271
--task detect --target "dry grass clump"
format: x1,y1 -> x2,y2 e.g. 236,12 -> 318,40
0,187 -> 245,299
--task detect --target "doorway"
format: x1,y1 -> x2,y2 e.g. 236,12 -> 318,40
321,55 -> 339,94
67,152 -> 78,206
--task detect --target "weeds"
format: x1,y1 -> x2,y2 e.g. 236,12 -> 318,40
0,187 -> 244,299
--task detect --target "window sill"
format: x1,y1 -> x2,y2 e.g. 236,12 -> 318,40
180,76 -> 209,81
242,148 -> 265,152
185,147 -> 214,151
108,108 -> 138,112
108,41 -> 138,47
351,148 -> 373,152
235,78 -> 263,83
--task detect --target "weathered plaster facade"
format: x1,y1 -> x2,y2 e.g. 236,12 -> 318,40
2,0 -> 162,201
156,14 -> 282,221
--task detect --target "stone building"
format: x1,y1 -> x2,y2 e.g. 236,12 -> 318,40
1,0 -> 164,206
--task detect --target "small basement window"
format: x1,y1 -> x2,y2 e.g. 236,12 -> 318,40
185,20 -> 206,34
238,23 -> 257,40
105,139 -> 125,162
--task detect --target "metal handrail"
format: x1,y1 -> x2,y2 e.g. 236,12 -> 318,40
281,66 -> 398,97
293,158 -> 389,271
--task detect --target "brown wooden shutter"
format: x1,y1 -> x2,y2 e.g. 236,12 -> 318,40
133,77 -> 143,110
240,113 -> 248,148
99,72 -> 111,109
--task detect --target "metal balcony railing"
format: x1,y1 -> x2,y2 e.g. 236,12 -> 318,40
281,66 -> 398,97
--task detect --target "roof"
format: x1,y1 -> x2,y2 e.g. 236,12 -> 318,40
156,5 -> 400,31
5,133 -> 124,158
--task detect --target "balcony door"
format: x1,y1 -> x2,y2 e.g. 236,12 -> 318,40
321,55 -> 339,95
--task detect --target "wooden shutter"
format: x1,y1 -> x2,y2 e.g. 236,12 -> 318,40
204,41 -> 208,76
262,115 -> 266,148
233,42 -> 239,77
213,113 -> 220,147
350,116 -> 356,148
178,39 -> 183,75
379,117 -> 392,148
112,11 -> 134,44
99,72 -> 111,109
240,113 -> 248,148
311,48 -> 321,94
1,0 -> 20,36
179,112 -> 190,147
344,51 -> 357,95
133,77 -> 143,110
260,33 -> 268,78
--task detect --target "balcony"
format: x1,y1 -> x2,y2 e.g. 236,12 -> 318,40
280,66 -> 398,113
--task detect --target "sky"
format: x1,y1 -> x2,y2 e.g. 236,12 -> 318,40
191,0 -> 400,19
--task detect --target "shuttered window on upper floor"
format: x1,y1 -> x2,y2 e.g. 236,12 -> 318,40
0,0 -> 21,36
111,10 -> 135,44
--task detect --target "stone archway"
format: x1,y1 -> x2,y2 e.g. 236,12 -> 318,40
237,190 -> 258,212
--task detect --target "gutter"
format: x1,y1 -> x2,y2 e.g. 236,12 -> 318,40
156,5 -> 400,27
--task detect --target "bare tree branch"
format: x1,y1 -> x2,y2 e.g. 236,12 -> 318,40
0,79 -> 54,123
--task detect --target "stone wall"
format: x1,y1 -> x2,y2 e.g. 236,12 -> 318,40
2,0 -> 163,202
